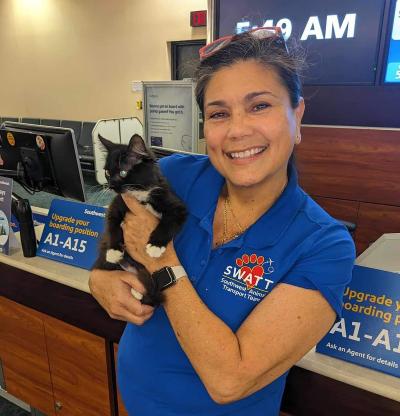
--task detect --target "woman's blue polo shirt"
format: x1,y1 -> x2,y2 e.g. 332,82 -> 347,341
118,154 -> 355,416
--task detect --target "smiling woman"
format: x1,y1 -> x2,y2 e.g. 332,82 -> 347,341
89,27 -> 355,416
201,60 -> 304,241
196,29 -> 305,241
203,61 -> 303,193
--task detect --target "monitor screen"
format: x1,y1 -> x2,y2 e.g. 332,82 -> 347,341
384,0 -> 400,83
216,0 -> 386,85
0,122 -> 85,202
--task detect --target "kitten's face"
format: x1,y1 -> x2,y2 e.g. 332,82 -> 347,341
99,134 -> 154,193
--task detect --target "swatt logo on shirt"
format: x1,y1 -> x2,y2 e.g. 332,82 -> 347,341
221,254 -> 275,303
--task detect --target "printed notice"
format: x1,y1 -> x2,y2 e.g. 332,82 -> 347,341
37,199 -> 106,269
392,0 -> 400,40
145,83 -> 194,152
317,265 -> 400,378
0,176 -> 13,255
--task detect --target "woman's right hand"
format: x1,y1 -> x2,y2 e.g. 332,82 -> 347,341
89,269 -> 154,325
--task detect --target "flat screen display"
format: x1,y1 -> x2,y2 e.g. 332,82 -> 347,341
384,0 -> 400,83
217,0 -> 386,85
0,122 -> 85,201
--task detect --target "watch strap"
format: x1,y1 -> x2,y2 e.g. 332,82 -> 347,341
170,265 -> 186,280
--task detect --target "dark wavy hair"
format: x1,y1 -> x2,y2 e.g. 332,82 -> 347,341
194,32 -> 306,114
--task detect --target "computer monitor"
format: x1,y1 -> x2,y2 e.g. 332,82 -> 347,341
0,122 -> 86,257
0,122 -> 85,201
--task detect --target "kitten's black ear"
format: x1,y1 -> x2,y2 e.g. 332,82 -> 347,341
127,134 -> 152,158
98,134 -> 115,151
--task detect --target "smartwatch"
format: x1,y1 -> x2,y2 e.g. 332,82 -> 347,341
152,266 -> 186,291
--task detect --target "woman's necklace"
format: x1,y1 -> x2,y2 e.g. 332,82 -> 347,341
220,195 -> 245,246
217,179 -> 288,247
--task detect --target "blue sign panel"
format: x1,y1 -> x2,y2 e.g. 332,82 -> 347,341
37,199 -> 106,270
385,0 -> 400,83
316,265 -> 400,377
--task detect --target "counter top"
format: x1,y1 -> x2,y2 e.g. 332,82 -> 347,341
0,237 -> 90,293
1,215 -> 90,293
298,347 -> 400,402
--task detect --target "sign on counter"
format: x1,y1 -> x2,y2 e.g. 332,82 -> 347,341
11,212 -> 48,233
0,176 -> 13,255
316,265 -> 400,377
143,81 -> 199,153
37,199 -> 106,270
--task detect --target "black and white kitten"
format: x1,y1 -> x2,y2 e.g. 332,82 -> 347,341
93,134 -> 187,306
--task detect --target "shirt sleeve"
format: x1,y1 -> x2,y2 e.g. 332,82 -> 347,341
158,153 -> 209,201
280,224 -> 356,319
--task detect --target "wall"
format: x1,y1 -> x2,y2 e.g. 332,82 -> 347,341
0,0 -> 207,122
295,125 -> 400,254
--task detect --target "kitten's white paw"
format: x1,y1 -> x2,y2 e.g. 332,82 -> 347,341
146,244 -> 166,258
130,288 -> 143,301
106,249 -> 124,264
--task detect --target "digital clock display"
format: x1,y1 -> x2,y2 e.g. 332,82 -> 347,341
217,0 -> 386,85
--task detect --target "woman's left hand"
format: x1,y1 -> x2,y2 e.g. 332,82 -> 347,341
121,194 -> 180,273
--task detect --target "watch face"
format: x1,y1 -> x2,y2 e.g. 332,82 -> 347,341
153,267 -> 176,291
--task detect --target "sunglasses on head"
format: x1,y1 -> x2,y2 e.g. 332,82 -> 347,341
199,26 -> 288,62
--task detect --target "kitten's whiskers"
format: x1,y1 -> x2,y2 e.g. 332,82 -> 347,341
92,185 -> 113,205
121,183 -> 146,190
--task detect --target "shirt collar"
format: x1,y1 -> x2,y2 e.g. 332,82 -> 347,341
242,165 -> 305,249
187,160 -> 225,222
186,159 -> 305,248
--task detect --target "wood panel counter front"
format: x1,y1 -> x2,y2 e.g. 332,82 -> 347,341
1,247 -> 400,415
0,248 -> 125,415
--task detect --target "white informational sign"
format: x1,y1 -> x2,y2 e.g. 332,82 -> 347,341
393,0 -> 400,40
0,176 -> 12,255
143,81 -> 198,153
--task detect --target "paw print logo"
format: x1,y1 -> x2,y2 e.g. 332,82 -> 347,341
236,254 -> 265,290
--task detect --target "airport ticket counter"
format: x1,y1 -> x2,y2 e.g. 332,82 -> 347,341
1,228 -> 400,415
